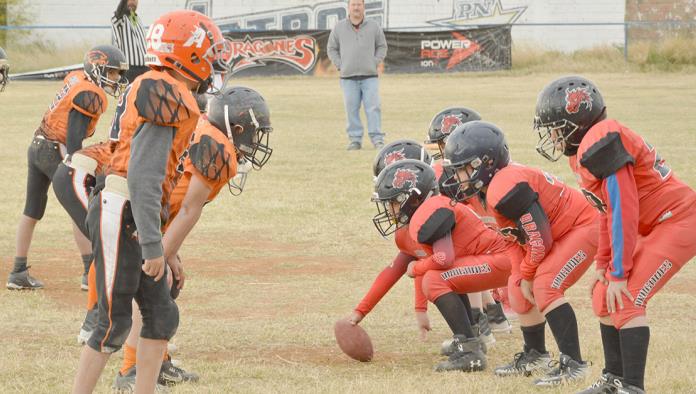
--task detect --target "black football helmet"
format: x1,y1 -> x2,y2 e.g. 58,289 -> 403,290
372,159 -> 438,237
83,45 -> 129,97
534,76 -> 606,161
208,86 -> 273,170
426,107 -> 482,159
373,139 -> 432,178
0,46 -> 9,92
442,121 -> 510,202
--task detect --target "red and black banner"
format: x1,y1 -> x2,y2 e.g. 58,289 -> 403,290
224,26 -> 511,76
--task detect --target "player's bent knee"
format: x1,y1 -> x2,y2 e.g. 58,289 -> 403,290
508,277 -> 534,314
141,301 -> 179,340
422,271 -> 451,301
611,305 -> 646,329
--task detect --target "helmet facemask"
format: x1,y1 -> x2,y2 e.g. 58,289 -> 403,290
533,116 -> 579,162
92,64 -> 129,97
196,39 -> 232,96
442,157 -> 486,203
371,189 -> 423,238
221,104 -> 273,170
227,158 -> 252,196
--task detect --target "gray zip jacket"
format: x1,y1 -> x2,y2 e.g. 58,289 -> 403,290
327,18 -> 387,79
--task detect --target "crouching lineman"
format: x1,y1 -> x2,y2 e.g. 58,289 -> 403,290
535,76 -> 696,393
7,45 -> 127,290
443,121 -> 598,386
350,159 -> 522,372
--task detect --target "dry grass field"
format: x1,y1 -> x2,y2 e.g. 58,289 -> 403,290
0,72 -> 695,393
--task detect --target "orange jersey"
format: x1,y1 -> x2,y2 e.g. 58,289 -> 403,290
571,119 -> 696,235
78,141 -> 115,176
106,70 -> 200,221
167,119 -> 238,225
38,71 -> 107,143
487,163 -> 597,242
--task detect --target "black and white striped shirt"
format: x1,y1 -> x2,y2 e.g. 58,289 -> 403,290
111,13 -> 147,67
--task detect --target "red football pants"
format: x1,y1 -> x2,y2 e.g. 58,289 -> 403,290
593,208 -> 696,328
509,222 -> 598,314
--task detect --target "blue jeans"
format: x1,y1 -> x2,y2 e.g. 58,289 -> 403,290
339,77 -> 384,145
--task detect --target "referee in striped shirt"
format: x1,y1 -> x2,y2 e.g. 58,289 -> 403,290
111,0 -> 148,82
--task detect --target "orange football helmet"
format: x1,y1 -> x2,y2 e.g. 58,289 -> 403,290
145,10 -> 231,93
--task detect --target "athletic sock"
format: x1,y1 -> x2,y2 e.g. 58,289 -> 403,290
81,254 -> 93,275
545,302 -> 582,361
121,344 -> 137,375
13,257 -> 28,273
434,292 -> 475,338
521,321 -> 547,354
620,326 -> 650,389
458,293 -> 475,324
600,323 -> 623,376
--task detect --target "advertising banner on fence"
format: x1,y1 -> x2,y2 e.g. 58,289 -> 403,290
224,26 -> 510,76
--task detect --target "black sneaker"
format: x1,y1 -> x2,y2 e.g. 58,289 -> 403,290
435,336 -> 486,372
577,372 -> 622,394
534,353 -> 590,386
373,141 -> 385,150
81,273 -> 88,291
6,269 -> 44,290
486,302 -> 512,333
113,367 -> 169,393
347,141 -> 361,150
473,310 -> 495,347
158,357 -> 200,385
495,348 -> 553,377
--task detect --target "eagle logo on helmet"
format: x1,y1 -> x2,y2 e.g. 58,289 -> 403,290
87,50 -> 109,66
392,168 -> 418,189
384,148 -> 406,166
441,114 -> 463,135
564,87 -> 593,114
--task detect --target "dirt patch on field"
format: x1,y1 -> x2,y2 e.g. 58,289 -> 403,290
188,255 -> 353,278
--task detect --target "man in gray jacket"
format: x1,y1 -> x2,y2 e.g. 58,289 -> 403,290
328,0 -> 387,150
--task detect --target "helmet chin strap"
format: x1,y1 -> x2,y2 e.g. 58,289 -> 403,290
223,104 -> 233,140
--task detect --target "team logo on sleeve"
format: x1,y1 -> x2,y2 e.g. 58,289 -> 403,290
441,114 -> 463,135
384,148 -> 406,166
564,87 -> 593,114
392,168 -> 418,189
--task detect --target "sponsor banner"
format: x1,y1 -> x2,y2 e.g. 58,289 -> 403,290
224,26 -> 510,76
386,26 -> 511,73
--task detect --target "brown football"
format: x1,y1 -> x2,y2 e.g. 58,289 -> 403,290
334,319 -> 374,362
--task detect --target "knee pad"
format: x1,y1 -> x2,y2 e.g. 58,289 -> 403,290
422,271 -> 451,302
141,300 -> 179,340
507,275 -> 533,314
532,279 -> 564,314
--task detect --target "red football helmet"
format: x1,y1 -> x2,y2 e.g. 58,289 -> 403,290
145,10 -> 231,92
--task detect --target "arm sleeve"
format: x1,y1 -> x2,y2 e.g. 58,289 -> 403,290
595,214 -> 611,271
414,275 -> 427,312
518,201 -> 554,280
602,165 -> 639,280
326,29 -> 341,69
375,27 -> 388,62
412,233 -> 455,276
354,252 -> 414,316
128,123 -> 174,260
65,109 -> 91,154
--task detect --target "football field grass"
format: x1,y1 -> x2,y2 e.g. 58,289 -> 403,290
0,72 -> 695,393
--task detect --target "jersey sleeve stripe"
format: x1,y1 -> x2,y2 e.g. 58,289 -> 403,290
606,174 -> 624,279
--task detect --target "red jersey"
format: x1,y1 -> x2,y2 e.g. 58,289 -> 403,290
38,71 -> 107,143
570,119 -> 696,280
106,70 -> 200,224
486,163 -> 597,279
